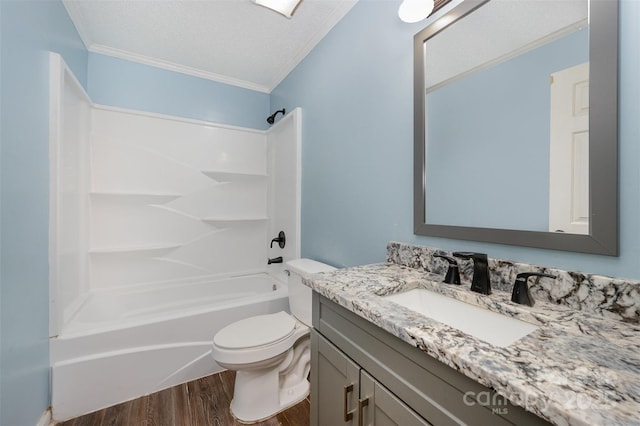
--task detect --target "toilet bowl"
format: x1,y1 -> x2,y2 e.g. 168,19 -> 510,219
211,259 -> 336,423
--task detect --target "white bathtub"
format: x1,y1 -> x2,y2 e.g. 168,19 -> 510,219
50,273 -> 289,422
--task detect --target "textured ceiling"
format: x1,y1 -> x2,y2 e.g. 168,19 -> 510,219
63,0 -> 358,93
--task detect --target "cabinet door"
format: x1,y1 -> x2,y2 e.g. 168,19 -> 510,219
360,370 -> 430,426
312,331 -> 361,426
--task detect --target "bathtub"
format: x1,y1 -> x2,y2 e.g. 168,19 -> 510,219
50,273 -> 289,422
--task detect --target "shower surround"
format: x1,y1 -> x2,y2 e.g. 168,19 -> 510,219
48,53 -> 301,420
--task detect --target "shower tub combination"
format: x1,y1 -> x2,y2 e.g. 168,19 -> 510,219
48,54 -> 302,421
51,273 -> 289,421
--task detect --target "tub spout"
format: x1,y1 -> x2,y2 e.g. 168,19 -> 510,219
268,256 -> 283,265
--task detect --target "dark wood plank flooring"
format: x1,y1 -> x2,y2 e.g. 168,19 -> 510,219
57,370 -> 310,426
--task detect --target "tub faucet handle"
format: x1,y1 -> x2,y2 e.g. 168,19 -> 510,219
270,231 -> 286,249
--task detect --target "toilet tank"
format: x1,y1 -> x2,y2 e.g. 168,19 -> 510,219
286,259 -> 336,326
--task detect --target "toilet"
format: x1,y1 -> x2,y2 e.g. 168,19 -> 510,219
212,258 -> 336,423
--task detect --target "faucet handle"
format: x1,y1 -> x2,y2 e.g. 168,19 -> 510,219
511,272 -> 557,306
270,231 -> 286,249
434,254 -> 461,285
452,252 -> 487,262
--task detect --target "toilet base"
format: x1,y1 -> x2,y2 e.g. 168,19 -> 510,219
229,336 -> 311,423
230,376 -> 309,424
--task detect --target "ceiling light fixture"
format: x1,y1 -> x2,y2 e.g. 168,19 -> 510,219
398,0 -> 435,23
253,0 -> 303,18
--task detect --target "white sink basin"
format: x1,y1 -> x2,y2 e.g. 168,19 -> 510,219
384,289 -> 538,347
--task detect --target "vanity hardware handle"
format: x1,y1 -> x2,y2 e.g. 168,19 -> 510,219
358,397 -> 369,426
343,384 -> 354,421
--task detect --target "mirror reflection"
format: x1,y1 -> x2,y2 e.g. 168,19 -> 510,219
423,0 -> 589,234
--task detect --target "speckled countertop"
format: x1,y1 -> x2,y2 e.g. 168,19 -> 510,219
304,262 -> 640,426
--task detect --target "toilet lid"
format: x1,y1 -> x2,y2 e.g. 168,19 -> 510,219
214,311 -> 296,349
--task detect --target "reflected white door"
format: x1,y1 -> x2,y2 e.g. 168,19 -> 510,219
549,62 -> 589,234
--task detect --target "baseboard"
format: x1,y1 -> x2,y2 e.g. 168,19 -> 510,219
36,408 -> 52,426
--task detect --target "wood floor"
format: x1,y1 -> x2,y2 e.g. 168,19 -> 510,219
57,370 -> 310,426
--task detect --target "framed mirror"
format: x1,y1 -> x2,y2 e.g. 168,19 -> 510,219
413,0 -> 618,255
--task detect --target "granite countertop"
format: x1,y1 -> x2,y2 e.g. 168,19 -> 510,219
304,262 -> 640,426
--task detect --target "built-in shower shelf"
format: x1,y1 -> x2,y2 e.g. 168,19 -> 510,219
88,244 -> 182,255
202,217 -> 268,225
201,171 -> 267,182
90,192 -> 181,204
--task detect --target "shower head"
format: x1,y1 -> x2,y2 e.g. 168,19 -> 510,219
266,108 -> 286,125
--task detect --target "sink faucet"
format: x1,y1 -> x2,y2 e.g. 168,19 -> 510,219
453,252 -> 491,295
511,272 -> 557,306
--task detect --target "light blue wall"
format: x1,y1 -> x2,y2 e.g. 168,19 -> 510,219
427,29 -> 588,231
272,0 -> 640,280
88,53 -> 271,130
0,1 -> 88,425
271,0 -> 423,267
0,1 -> 637,424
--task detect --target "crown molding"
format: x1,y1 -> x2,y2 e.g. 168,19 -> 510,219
88,44 -> 271,93
64,0 -> 359,94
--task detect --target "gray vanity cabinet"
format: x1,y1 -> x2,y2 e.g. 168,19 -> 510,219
312,331 -> 361,425
310,293 -> 550,426
312,330 -> 428,426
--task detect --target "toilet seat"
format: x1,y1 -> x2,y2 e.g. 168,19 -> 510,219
214,311 -> 296,349
212,312 -> 309,367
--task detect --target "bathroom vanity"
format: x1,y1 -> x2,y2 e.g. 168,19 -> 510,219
306,242 -> 640,426
310,293 -> 547,425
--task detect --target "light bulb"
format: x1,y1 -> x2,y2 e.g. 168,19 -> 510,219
398,0 -> 435,23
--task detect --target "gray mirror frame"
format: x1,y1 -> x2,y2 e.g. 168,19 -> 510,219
414,0 -> 619,256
